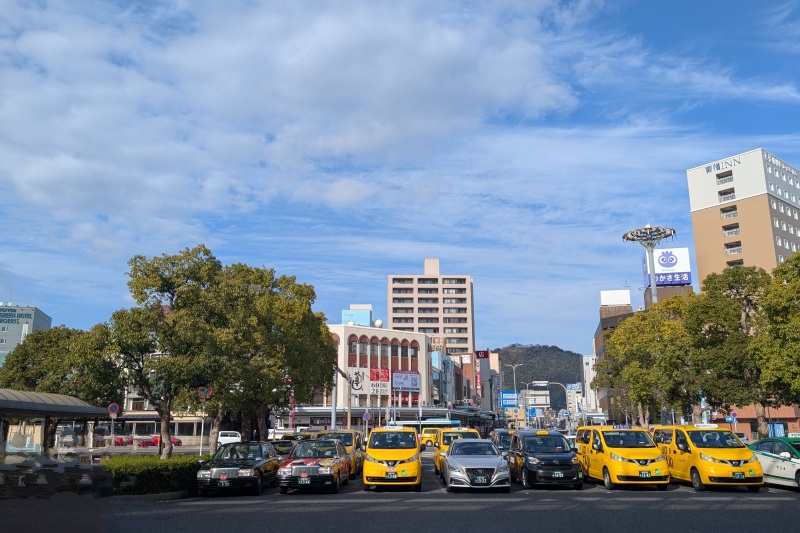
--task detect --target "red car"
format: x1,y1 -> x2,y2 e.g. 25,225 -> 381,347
114,436 -> 134,446
151,435 -> 182,446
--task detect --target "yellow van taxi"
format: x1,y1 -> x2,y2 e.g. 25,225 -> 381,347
575,425 -> 669,490
420,427 -> 440,447
362,426 -> 425,492
317,429 -> 365,478
433,427 -> 481,477
652,424 -> 763,492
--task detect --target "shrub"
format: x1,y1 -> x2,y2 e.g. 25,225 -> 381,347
102,454 -> 211,495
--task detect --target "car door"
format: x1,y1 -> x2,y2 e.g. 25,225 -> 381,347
672,430 -> 692,481
771,440 -> 797,486
587,430 -> 604,479
507,435 -> 522,479
261,444 -> 280,480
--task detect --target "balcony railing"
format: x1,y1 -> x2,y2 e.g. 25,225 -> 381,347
724,246 -> 743,255
716,176 -> 734,185
721,211 -> 738,219
719,193 -> 736,202
722,228 -> 741,237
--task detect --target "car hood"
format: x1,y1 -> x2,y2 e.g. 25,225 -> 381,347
448,456 -> 506,468
203,459 -> 260,470
280,458 -> 338,468
528,452 -> 576,464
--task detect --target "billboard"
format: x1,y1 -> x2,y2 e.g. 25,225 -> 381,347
500,390 -> 518,408
348,367 -> 389,396
567,383 -> 582,392
642,247 -> 692,287
392,370 -> 420,392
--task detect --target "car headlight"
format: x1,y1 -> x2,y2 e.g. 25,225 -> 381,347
398,454 -> 419,464
278,467 -> 292,475
655,454 -> 665,462
365,453 -> 382,464
496,462 -> 509,473
527,457 -> 541,465
699,453 -> 724,463
745,455 -> 759,464
318,467 -> 332,474
609,452 -> 626,462
238,468 -> 257,477
197,470 -> 211,479
571,456 -> 580,464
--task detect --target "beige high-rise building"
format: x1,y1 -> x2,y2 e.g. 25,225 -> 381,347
387,258 -> 475,358
687,148 -> 800,283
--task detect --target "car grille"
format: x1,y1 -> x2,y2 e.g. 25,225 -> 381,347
617,475 -> 670,482
292,466 -> 320,476
466,468 -> 495,483
708,476 -> 763,484
538,464 -> 579,471
211,468 -> 239,479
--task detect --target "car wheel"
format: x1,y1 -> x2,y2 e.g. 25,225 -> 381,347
279,486 -> 288,494
270,476 -> 278,488
521,468 -> 533,489
342,470 -> 350,486
434,464 -> 440,476
690,468 -> 705,491
603,468 -> 615,490
250,474 -> 262,496
796,471 -> 800,490
330,474 -> 340,494
426,440 -> 432,447
747,485 -> 761,493
362,484 -> 371,492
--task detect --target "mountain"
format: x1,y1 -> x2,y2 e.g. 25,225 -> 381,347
495,344 -> 584,410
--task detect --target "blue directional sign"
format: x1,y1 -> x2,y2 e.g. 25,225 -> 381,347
500,390 -> 518,408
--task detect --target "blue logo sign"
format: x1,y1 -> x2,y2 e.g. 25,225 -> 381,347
500,390 -> 517,408
658,251 -> 678,268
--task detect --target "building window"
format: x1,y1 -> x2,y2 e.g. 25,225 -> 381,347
392,278 -> 413,284
445,337 -> 468,344
720,206 -> 738,219
418,307 -> 439,314
442,278 -> 466,284
417,278 -> 438,284
775,218 -> 780,228
443,298 -> 467,304
381,344 -> 388,356
716,170 -> 733,185
782,222 -> 788,231
418,288 -> 438,294
393,298 -> 413,303
722,224 -> 740,237
724,242 -> 742,255
444,317 -> 467,323
393,317 -> 413,323
779,255 -> 785,263
348,341 -> 357,354
419,328 -> 439,334
772,199 -> 778,209
780,204 -> 785,213
770,183 -> 776,191
0,326 -> 6,332
393,288 -> 413,294
444,327 -> 468,334
718,188 -> 735,202
726,260 -> 744,268
418,298 -> 438,304
0,338 -> 6,344
793,243 -> 797,252
442,288 -> 466,294
443,307 -> 467,314
418,317 -> 439,323
392,307 -> 413,313
776,236 -> 783,246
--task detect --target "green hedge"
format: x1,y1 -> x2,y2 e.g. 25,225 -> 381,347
102,454 -> 211,495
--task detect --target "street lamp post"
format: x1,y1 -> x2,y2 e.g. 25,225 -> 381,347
622,224 -> 676,306
520,381 -> 534,428
505,364 -> 525,429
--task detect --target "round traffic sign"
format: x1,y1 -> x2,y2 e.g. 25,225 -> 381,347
198,386 -> 213,400
108,403 -> 119,414
363,411 -> 370,421
731,412 -> 737,418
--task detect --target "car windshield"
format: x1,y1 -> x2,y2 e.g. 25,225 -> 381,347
442,432 -> 478,445
271,441 -> 294,454
498,434 -> 512,449
290,441 -> 339,458
687,430 -> 746,448
321,433 -> 353,446
369,431 -> 417,449
524,436 -> 570,453
214,444 -> 262,461
450,441 -> 499,456
791,442 -> 800,455
601,431 -> 656,448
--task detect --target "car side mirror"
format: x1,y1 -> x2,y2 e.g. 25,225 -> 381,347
572,447 -> 578,453
420,444 -> 427,452
677,442 -> 688,452
592,442 -> 602,452
434,442 -> 440,448
780,451 -> 791,459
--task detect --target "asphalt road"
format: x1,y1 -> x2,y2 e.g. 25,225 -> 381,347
5,451 -> 797,533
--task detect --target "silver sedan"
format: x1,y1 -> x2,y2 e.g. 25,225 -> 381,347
442,438 -> 511,492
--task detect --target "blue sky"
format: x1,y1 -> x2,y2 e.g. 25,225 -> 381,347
2,1 -> 800,355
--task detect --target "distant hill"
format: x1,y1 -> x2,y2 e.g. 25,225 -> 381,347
495,344 -> 584,410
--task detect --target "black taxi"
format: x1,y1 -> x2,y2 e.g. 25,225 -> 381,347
506,429 -> 583,489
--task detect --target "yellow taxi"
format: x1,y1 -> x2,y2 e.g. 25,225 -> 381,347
574,425 -> 669,490
432,427 -> 481,477
652,423 -> 763,492
362,426 -> 425,492
317,428 -> 364,478
420,427 -> 440,447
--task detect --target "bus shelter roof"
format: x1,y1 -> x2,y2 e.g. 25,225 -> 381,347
0,388 -> 108,418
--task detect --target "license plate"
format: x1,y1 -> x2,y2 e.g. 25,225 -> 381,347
474,476 -> 487,484
551,471 -> 564,478
218,480 -> 230,487
733,472 -> 745,480
639,471 -> 651,478
386,472 -> 397,479
299,477 -> 310,485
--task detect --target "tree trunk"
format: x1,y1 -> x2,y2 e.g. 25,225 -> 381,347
637,403 -> 646,428
754,401 -> 769,439
241,412 -> 252,442
257,407 -> 269,442
209,403 -> 223,452
158,403 -> 173,460
692,403 -> 703,423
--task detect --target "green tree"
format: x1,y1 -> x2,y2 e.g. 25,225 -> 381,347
111,245 -> 223,459
755,254 -> 800,407
685,266 -> 773,437
592,295 -> 697,426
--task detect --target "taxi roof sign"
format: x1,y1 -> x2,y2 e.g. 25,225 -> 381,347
788,433 -> 800,438
693,423 -> 719,428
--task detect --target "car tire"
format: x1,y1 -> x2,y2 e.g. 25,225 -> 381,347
362,484 -> 371,492
521,468 -> 533,489
250,474 -> 262,496
747,485 -> 761,493
270,477 -> 278,488
279,486 -> 288,494
342,471 -> 349,486
603,468 -> 616,490
330,475 -> 340,494
434,464 -> 440,476
690,468 -> 706,491
796,471 -> 800,490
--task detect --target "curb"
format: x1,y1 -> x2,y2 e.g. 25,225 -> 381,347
114,490 -> 191,502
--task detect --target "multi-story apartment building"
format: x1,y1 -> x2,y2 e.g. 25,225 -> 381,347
687,148 -> 800,282
0,304 -> 52,367
386,258 -> 475,357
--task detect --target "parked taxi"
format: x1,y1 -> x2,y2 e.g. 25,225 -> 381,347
420,427 -> 440,447
488,428 -> 516,454
362,425 -> 425,492
317,428 -> 364,478
507,429 -> 582,489
433,427 -> 481,477
575,425 -> 669,490
748,433 -> 800,489
652,424 -> 762,492
276,438 -> 351,494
